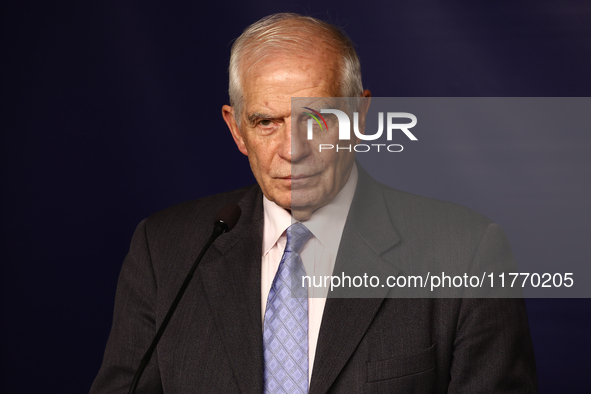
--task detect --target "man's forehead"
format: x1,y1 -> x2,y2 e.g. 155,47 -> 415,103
244,100 -> 290,119
244,97 -> 340,120
242,93 -> 333,119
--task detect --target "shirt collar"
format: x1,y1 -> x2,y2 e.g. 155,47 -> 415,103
262,163 -> 358,257
262,194 -> 293,256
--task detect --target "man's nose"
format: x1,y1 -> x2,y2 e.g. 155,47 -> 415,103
280,117 -> 311,163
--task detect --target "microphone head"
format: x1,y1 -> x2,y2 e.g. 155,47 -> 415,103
214,203 -> 242,232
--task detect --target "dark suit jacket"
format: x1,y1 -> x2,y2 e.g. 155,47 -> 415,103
91,166 -> 537,393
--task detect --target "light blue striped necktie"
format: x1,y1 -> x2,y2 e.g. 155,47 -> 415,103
263,222 -> 313,394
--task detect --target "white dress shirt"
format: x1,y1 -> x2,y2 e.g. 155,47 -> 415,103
261,164 -> 358,383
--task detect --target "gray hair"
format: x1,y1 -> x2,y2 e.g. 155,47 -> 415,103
228,13 -> 363,126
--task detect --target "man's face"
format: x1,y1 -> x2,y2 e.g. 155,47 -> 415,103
222,49 -> 363,220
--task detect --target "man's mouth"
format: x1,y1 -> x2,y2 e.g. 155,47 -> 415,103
289,175 -> 312,180
277,173 -> 317,181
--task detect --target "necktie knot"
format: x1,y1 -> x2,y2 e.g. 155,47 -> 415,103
286,222 -> 313,255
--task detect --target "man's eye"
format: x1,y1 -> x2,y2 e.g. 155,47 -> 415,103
259,119 -> 272,126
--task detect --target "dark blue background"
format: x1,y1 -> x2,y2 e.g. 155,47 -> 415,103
2,1 -> 590,392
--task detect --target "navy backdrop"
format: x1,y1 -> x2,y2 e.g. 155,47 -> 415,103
2,0 -> 590,392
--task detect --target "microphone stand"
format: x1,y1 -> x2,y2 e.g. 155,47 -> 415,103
128,220 -> 230,394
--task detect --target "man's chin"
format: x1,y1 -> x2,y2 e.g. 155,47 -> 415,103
289,194 -> 330,218
265,190 -> 326,216
289,192 -> 321,209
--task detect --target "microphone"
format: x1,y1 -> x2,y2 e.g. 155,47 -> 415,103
128,203 -> 242,394
213,202 -> 242,236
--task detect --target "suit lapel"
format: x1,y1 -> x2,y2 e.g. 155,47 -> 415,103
196,186 -> 265,393
309,165 -> 402,394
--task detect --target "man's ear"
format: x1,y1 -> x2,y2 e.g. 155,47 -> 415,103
354,90 -> 372,143
222,105 -> 248,156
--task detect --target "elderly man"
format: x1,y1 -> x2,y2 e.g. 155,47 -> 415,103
91,13 -> 537,393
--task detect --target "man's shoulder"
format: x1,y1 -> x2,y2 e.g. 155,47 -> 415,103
143,183 -> 261,236
356,165 -> 493,234
360,174 -> 514,277
379,182 -> 492,229
358,174 -> 495,251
